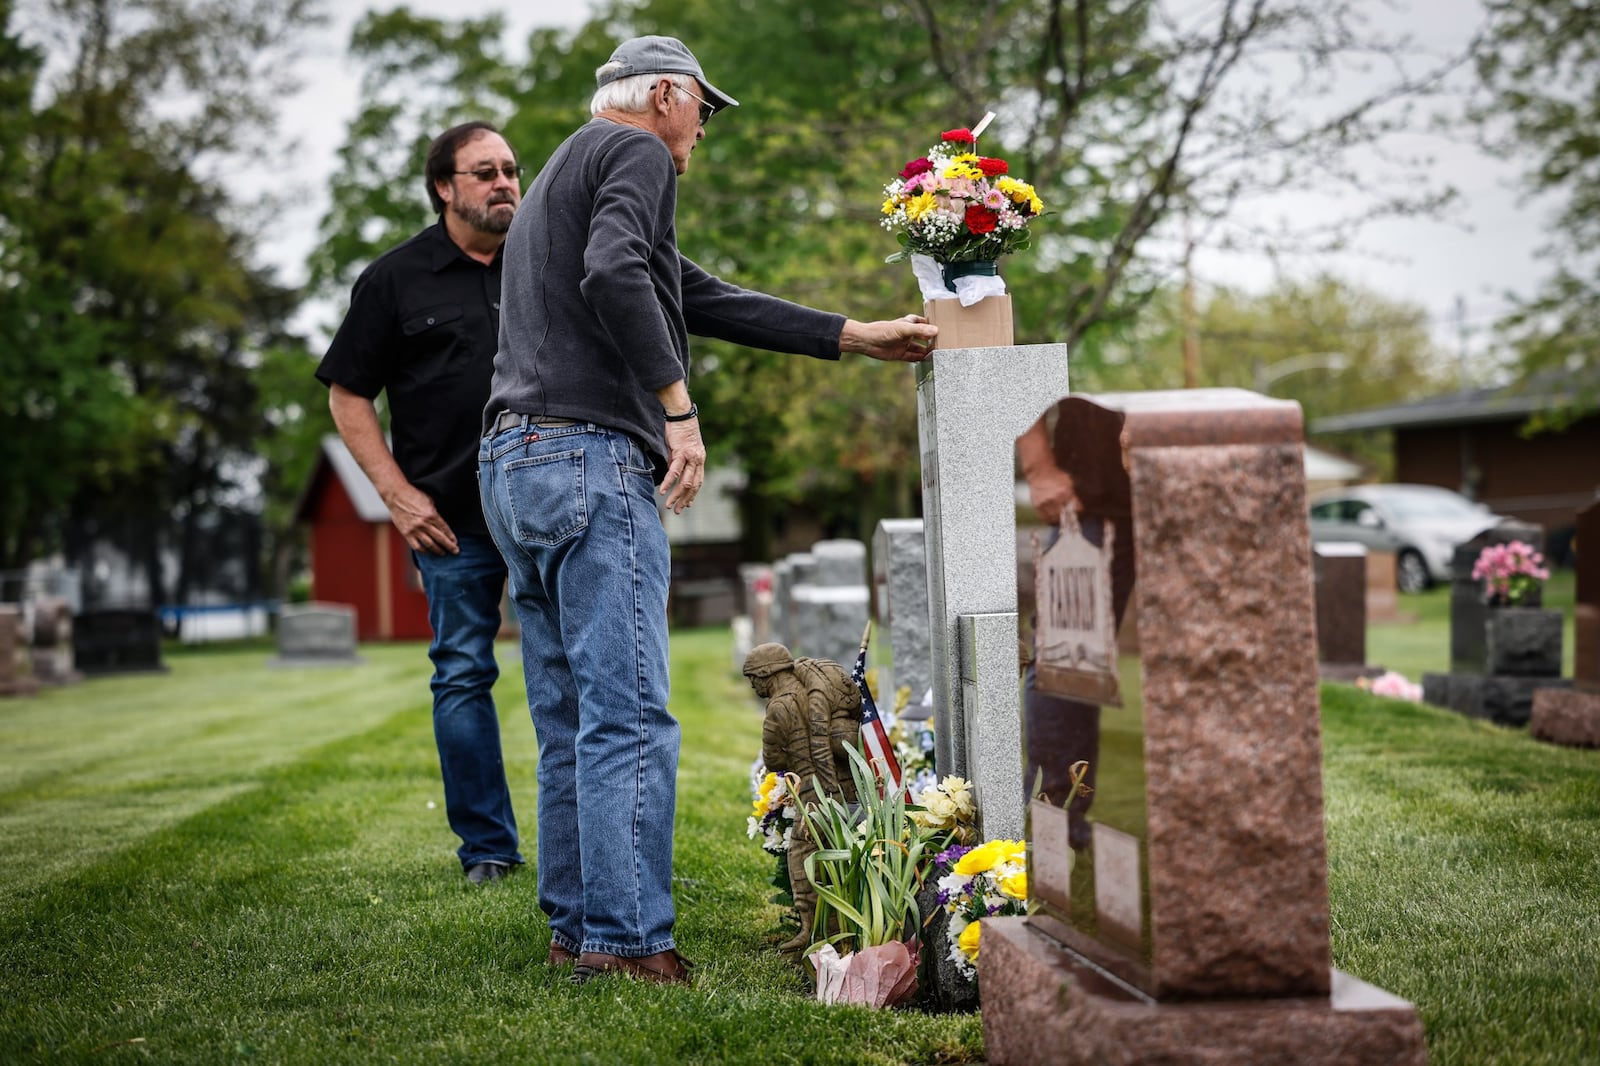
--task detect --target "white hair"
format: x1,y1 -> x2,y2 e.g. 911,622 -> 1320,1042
590,69 -> 694,116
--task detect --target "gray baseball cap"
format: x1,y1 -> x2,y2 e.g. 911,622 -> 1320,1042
596,35 -> 739,113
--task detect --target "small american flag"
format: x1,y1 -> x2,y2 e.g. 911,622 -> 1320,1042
850,621 -> 904,794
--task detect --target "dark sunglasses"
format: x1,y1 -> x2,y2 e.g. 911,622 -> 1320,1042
676,85 -> 716,126
453,165 -> 525,183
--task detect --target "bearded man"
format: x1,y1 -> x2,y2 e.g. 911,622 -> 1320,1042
317,121 -> 526,885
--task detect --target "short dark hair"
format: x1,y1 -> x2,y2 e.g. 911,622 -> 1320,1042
425,121 -> 503,214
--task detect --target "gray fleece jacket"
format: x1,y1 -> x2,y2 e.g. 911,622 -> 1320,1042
484,118 -> 846,477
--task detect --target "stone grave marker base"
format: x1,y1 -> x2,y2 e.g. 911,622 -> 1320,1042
1422,672 -> 1569,726
981,918 -> 1426,1066
1529,688 -> 1600,748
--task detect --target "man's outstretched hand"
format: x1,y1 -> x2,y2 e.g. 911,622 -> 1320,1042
840,315 -> 938,362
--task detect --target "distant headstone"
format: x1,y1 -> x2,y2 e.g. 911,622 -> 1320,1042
670,578 -> 737,627
0,604 -> 40,697
1574,500 -> 1598,691
1313,542 -> 1374,679
272,602 -> 360,666
1449,521 -> 1543,673
873,519 -> 931,709
1425,521 -> 1567,727
1366,549 -> 1401,623
981,390 -> 1424,1066
72,608 -> 166,676
737,563 -> 774,645
811,539 -> 867,587
1532,499 -> 1600,747
30,596 -> 81,685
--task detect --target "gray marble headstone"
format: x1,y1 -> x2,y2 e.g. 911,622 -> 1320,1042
274,602 -> 361,666
917,343 -> 1070,842
782,553 -> 815,648
873,519 -> 932,709
790,585 -> 870,668
771,558 -> 792,649
812,539 -> 868,587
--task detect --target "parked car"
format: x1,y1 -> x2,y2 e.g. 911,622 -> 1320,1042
1307,484 -> 1505,594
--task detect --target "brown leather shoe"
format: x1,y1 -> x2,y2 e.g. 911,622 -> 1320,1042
548,943 -> 577,967
573,949 -> 693,985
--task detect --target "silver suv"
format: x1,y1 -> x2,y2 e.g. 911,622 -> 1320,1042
1308,484 -> 1504,594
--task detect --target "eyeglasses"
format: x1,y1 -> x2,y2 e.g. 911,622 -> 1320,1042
453,165 -> 525,183
675,86 -> 716,126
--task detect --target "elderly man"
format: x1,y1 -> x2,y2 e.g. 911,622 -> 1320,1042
479,36 -> 935,984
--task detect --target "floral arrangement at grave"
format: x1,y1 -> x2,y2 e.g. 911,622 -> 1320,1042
933,838 -> 1029,981
884,687 -> 938,799
909,774 -> 977,845
747,766 -> 798,854
879,118 -> 1046,297
1356,669 -> 1423,703
803,743 -> 952,1008
1471,540 -> 1550,606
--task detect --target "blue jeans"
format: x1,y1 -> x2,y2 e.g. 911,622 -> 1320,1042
411,532 -> 522,870
479,419 -> 679,959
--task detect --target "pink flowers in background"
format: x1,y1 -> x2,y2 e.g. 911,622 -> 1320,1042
1470,540 -> 1550,605
1357,670 -> 1423,702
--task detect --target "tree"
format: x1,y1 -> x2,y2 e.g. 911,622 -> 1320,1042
312,0 -> 1464,556
1081,274 -> 1450,475
3,0 -> 318,596
1472,0 -> 1600,420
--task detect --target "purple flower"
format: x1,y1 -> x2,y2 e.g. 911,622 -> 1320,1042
936,844 -> 973,871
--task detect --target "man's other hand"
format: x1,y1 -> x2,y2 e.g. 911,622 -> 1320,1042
388,483 -> 460,555
660,416 -> 706,514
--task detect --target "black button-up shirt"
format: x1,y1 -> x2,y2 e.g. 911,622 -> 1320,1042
317,222 -> 502,536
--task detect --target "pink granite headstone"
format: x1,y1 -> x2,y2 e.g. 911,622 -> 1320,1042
989,389 -> 1425,1064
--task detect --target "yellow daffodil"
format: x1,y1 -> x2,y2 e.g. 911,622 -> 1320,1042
958,918 -> 982,960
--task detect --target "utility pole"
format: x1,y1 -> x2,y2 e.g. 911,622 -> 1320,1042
1181,216 -> 1200,389
1454,294 -> 1470,391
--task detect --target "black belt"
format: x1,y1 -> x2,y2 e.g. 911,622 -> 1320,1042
491,411 -> 577,435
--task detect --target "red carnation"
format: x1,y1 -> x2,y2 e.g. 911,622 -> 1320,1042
941,128 -> 975,143
899,157 -> 933,179
965,204 -> 998,234
977,156 -> 1008,176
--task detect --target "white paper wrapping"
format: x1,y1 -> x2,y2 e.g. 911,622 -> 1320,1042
911,253 -> 1008,307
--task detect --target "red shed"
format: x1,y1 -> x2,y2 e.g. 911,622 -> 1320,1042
293,436 -> 430,641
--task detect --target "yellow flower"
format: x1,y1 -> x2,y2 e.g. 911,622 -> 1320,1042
882,195 -> 898,216
954,838 -> 1026,875
958,918 -> 982,961
943,160 -> 982,181
906,190 -> 939,221
998,869 -> 1028,900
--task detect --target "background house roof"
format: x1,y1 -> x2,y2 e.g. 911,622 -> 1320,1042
1311,371 -> 1596,433
293,435 -> 391,524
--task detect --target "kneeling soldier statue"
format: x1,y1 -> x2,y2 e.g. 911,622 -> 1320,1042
742,642 -> 862,957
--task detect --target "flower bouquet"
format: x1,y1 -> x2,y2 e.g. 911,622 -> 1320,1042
880,117 -> 1045,311
1470,540 -> 1549,606
803,743 -> 937,1008
933,838 -> 1030,983
747,767 -> 798,854
1355,669 -> 1423,702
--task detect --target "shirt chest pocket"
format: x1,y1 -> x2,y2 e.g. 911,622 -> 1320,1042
401,302 -> 465,336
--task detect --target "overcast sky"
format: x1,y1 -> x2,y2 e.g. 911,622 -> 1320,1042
272,0 -> 1549,359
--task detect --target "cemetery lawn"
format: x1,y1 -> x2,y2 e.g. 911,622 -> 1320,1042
0,625 -> 1594,1064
